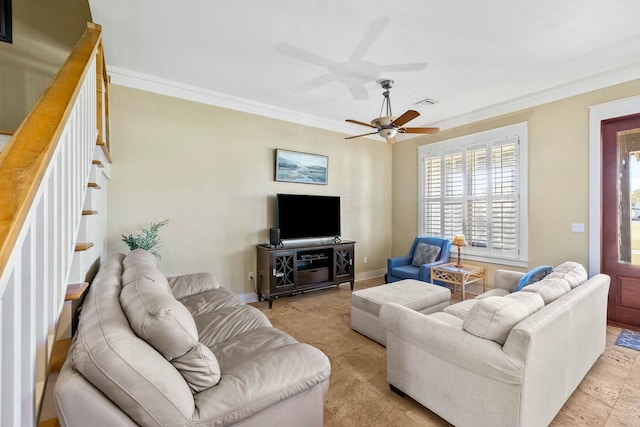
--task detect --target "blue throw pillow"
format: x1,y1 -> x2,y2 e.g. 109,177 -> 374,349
411,243 -> 441,267
514,265 -> 553,292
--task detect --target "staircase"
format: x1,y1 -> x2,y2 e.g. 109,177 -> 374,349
0,23 -> 110,427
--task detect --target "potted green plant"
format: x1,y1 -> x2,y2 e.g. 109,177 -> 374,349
121,219 -> 169,258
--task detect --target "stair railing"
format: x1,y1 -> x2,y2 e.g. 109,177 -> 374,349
0,23 -> 107,426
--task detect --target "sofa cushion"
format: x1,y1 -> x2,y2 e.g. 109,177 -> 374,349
122,248 -> 157,269
513,265 -> 553,291
475,288 -> 511,299
443,299 -> 479,320
122,263 -> 171,292
463,292 -> 544,345
196,305 -> 272,348
168,272 -> 220,299
521,277 -> 571,304
120,278 -> 221,392
72,256 -> 195,426
171,343 -> 221,393
411,243 -> 441,266
546,261 -> 588,288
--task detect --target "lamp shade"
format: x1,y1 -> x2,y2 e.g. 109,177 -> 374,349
451,234 -> 467,247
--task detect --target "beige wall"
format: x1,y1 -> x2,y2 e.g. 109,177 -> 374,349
0,0 -> 91,130
392,78 -> 640,283
107,85 -> 392,296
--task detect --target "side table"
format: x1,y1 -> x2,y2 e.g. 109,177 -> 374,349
430,263 -> 487,300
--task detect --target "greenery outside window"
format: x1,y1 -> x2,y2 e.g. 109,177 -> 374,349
418,122 -> 528,267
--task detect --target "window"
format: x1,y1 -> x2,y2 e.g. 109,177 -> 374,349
418,123 -> 528,266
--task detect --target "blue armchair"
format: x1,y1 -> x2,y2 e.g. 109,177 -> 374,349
386,237 -> 451,284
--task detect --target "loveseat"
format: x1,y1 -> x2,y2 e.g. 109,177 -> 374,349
380,262 -> 610,427
54,249 -> 331,426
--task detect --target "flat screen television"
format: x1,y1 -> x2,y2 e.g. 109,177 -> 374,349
276,194 -> 341,240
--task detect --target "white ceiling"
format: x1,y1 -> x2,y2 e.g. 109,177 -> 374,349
89,0 -> 640,139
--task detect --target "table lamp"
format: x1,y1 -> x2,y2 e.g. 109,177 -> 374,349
451,234 -> 467,268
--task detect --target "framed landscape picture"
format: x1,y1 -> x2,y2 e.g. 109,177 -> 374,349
275,149 -> 328,185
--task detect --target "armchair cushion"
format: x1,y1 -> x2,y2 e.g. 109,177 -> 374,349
390,265 -> 420,280
411,243 -> 441,267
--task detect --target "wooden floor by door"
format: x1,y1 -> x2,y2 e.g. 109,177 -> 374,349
602,113 -> 640,327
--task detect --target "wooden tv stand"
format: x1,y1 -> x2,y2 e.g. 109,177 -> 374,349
256,240 -> 355,308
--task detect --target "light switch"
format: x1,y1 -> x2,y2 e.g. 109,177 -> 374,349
571,223 -> 584,233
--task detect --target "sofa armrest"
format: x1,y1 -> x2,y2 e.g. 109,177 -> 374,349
380,303 -> 523,383
193,343 -> 330,425
167,272 -> 220,299
388,255 -> 412,269
494,269 -> 525,292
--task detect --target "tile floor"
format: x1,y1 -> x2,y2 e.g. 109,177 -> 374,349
250,277 -> 640,426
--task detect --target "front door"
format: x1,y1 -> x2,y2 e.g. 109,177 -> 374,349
602,113 -> 640,327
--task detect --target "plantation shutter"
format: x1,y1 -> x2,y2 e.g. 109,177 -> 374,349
419,127 -> 522,263
422,155 -> 442,236
466,146 -> 488,248
490,141 -> 518,255
443,153 -> 463,239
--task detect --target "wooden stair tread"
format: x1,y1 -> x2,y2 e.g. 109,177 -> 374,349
74,242 -> 94,251
49,338 -> 72,374
81,210 -> 97,215
95,138 -> 113,163
38,418 -> 60,427
0,130 -> 14,135
87,182 -> 101,189
92,159 -> 104,168
65,282 -> 88,301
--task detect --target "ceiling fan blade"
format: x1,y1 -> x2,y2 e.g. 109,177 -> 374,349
399,127 -> 440,134
275,42 -> 337,70
289,74 -> 336,94
346,83 -> 370,100
392,110 -> 420,126
346,119 -> 377,128
379,62 -> 428,72
349,16 -> 390,61
345,131 -> 378,140
387,136 -> 399,145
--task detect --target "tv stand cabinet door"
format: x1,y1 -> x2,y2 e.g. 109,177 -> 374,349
334,243 -> 355,290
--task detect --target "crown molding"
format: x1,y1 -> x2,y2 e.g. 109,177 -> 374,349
108,62 -> 640,136
107,66 -> 360,137
430,61 -> 640,130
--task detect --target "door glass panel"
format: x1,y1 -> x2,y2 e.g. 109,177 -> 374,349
619,128 -> 640,264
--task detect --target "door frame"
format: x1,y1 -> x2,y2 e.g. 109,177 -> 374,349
589,95 -> 640,276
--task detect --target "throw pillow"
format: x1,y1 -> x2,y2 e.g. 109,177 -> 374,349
513,265 -> 553,292
462,292 -> 544,345
411,243 -> 441,267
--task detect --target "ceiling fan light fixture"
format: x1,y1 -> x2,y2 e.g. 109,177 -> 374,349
379,128 -> 397,138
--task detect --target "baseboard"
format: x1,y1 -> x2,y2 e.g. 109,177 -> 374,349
238,269 -> 386,304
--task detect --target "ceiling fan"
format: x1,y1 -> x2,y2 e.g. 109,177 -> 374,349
345,79 -> 439,144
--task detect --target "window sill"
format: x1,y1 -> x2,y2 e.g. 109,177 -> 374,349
461,253 -> 528,268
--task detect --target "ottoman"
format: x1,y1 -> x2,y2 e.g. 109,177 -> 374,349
351,279 -> 451,345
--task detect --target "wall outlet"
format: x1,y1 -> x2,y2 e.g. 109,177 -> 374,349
248,272 -> 254,281
363,256 -> 368,264
571,223 -> 584,233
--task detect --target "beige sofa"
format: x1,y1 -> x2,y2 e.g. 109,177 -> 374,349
380,262 -> 610,427
55,250 -> 331,426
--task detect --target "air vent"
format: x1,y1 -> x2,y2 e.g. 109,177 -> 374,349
414,98 -> 437,107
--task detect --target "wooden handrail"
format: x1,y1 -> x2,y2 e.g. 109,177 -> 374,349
0,24 -> 102,277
